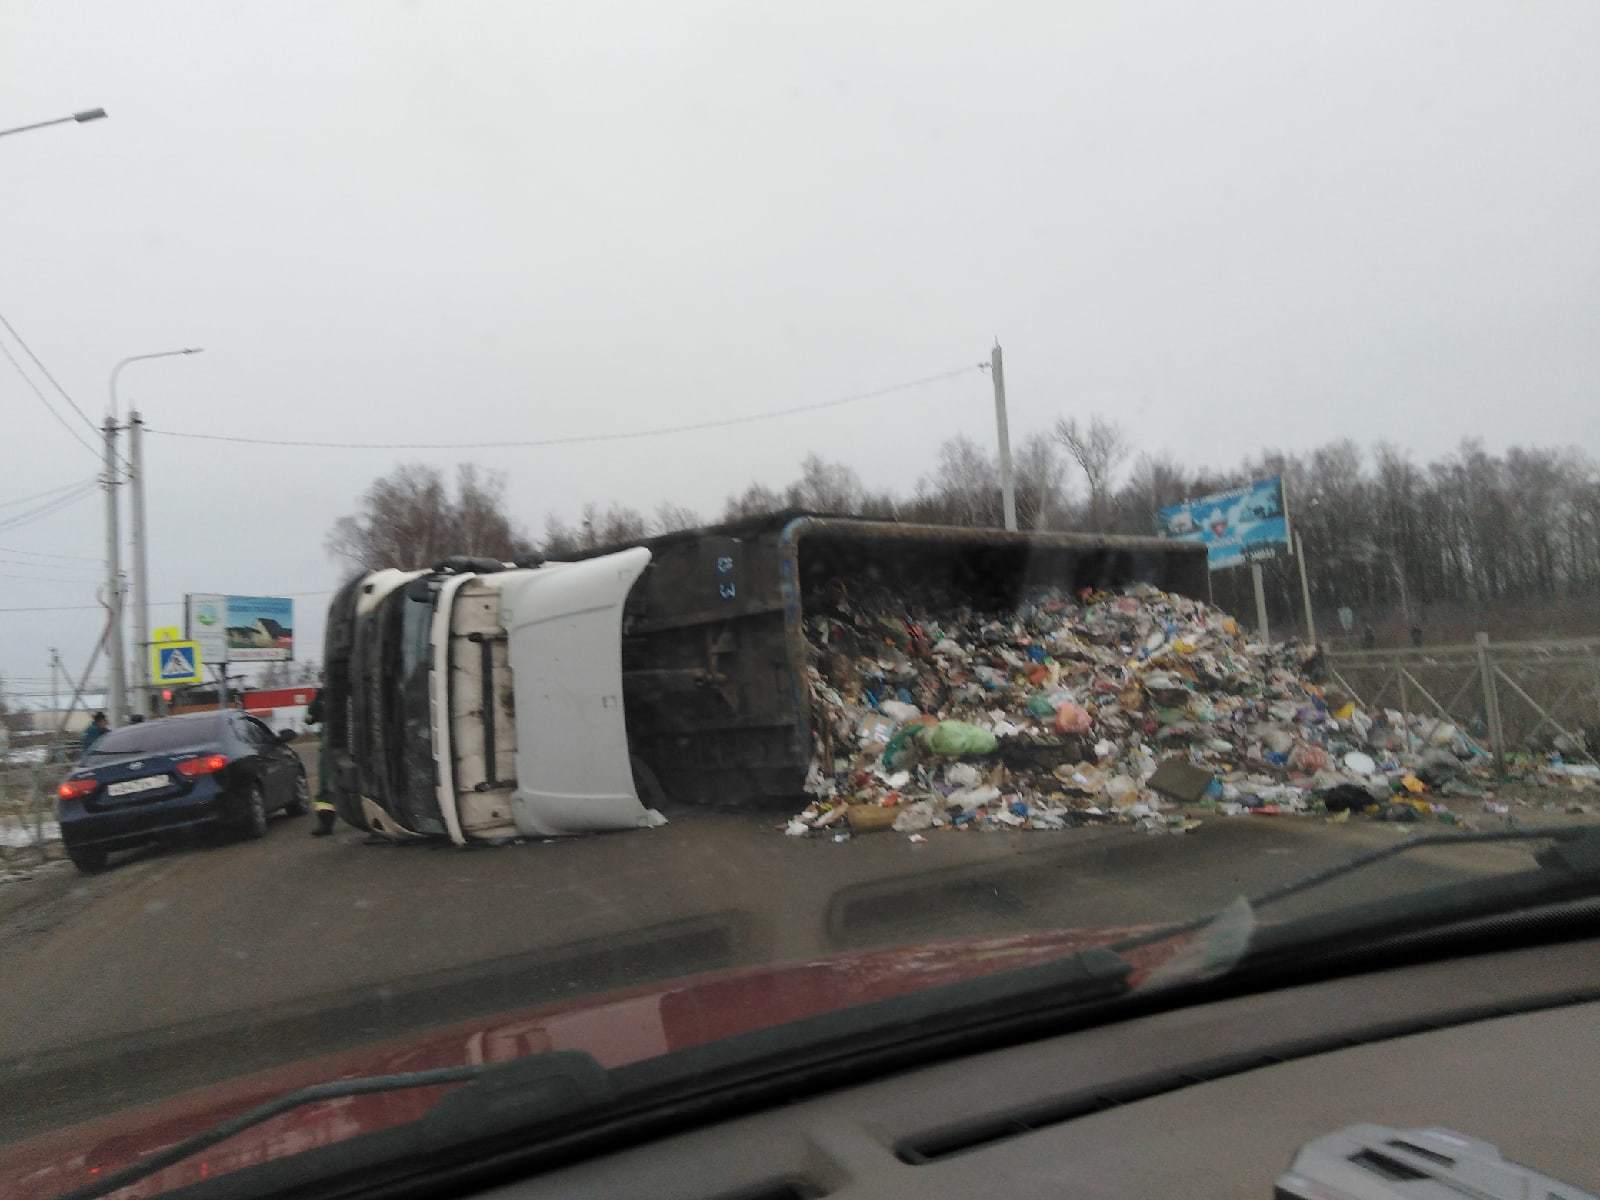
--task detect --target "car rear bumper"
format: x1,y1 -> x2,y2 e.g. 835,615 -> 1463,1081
59,789 -> 238,850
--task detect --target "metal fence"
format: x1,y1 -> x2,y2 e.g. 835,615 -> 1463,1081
0,734 -> 75,867
1327,635 -> 1600,768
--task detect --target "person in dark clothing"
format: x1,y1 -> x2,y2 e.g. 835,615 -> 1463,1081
80,712 -> 109,758
1361,625 -> 1377,650
1409,624 -> 1424,648
304,693 -> 336,836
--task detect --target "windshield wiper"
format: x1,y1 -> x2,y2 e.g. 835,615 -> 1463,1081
1114,823 -> 1600,966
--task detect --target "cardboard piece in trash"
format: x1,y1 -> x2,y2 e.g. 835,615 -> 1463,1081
846,804 -> 899,833
1147,757 -> 1215,804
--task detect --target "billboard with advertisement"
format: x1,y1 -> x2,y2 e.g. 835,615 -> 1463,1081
1156,476 -> 1290,570
186,594 -> 295,662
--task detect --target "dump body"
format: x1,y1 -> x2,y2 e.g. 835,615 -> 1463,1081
322,516 -> 1208,839
590,515 -> 1209,808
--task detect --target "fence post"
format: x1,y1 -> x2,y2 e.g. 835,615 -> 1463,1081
1396,662 -> 1414,756
30,761 -> 48,865
1475,632 -> 1506,776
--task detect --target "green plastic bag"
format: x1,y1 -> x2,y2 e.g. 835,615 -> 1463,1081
916,720 -> 998,758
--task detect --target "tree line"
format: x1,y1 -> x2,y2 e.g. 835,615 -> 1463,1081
325,425 -> 1600,643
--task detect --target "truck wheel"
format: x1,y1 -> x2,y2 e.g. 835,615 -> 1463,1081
240,782 -> 269,839
66,843 -> 107,874
283,771 -> 310,816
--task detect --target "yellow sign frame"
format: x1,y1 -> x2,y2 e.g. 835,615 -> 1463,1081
151,639 -> 204,686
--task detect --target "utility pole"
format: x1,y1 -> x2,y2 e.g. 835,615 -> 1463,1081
990,342 -> 1017,532
108,346 -> 202,722
49,647 -> 60,716
130,411 -> 151,717
1295,531 -> 1316,644
102,415 -> 126,725
1250,560 -> 1270,642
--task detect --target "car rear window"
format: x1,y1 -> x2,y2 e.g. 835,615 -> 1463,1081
90,718 -> 226,755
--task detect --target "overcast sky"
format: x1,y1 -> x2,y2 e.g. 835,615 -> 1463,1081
3,0 -> 1597,703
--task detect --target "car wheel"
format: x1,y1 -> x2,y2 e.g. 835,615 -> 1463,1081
283,771 -> 310,816
240,782 -> 269,839
65,843 -> 107,874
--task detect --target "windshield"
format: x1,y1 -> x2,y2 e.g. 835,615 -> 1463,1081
85,717 -> 225,756
3,4 -> 1598,1198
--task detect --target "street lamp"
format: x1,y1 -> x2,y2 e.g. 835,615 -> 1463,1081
104,347 -> 204,722
0,108 -> 108,140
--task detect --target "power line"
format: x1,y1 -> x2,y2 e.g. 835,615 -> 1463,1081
0,477 -> 97,512
0,310 -> 100,434
144,365 -> 985,452
0,542 -> 100,561
0,588 -> 335,613
0,481 -> 99,533
0,563 -> 101,582
0,337 -> 101,460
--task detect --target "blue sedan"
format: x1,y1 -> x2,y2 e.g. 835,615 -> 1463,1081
57,711 -> 310,872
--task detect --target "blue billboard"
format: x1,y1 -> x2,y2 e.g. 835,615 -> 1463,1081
1156,476 -> 1289,570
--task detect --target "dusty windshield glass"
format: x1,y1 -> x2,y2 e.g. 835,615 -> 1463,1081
2,3 -> 1597,1198
85,716 -> 227,756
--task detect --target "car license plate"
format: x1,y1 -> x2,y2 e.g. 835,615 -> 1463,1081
107,775 -> 169,797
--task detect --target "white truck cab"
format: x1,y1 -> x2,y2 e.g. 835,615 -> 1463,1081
334,549 -> 663,844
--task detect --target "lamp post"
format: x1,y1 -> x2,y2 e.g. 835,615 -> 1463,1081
0,108 -> 107,140
108,348 -> 203,720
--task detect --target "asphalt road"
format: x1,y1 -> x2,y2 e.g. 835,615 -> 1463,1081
0,741 -> 1565,1142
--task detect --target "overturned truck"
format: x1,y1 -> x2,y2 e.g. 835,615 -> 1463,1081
321,515 -> 1209,842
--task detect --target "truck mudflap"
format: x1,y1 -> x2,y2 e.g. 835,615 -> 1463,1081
492,546 -> 665,838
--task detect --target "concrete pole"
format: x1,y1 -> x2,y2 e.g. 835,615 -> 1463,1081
102,416 -> 126,725
1251,560 -> 1270,641
991,342 -> 1017,532
1295,531 -> 1316,644
130,411 -> 151,717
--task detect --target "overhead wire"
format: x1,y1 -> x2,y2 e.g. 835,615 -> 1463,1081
143,365 -> 985,451
0,588 -> 335,613
0,337 -> 101,460
0,543 -> 100,561
0,571 -> 106,585
0,477 -> 97,511
0,310 -> 102,436
0,563 -> 103,579
0,480 -> 99,533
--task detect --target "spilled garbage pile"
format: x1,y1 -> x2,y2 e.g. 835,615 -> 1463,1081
785,581 -> 1575,841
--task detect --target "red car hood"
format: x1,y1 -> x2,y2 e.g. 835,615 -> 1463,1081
2,926 -> 1179,1200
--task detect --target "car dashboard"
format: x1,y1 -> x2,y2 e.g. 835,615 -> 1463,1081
471,937 -> 1599,1198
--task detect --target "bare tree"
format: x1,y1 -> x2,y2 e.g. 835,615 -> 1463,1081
1012,433 -> 1069,531
578,501 -> 649,549
722,481 -> 785,521
1053,416 -> 1130,528
785,453 -> 864,514
914,434 -> 999,527
653,502 -> 702,534
326,463 -> 535,569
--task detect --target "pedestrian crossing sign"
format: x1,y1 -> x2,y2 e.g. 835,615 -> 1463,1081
153,640 -> 204,685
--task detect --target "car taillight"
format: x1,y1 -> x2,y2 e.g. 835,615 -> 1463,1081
176,754 -> 229,778
58,778 -> 97,801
